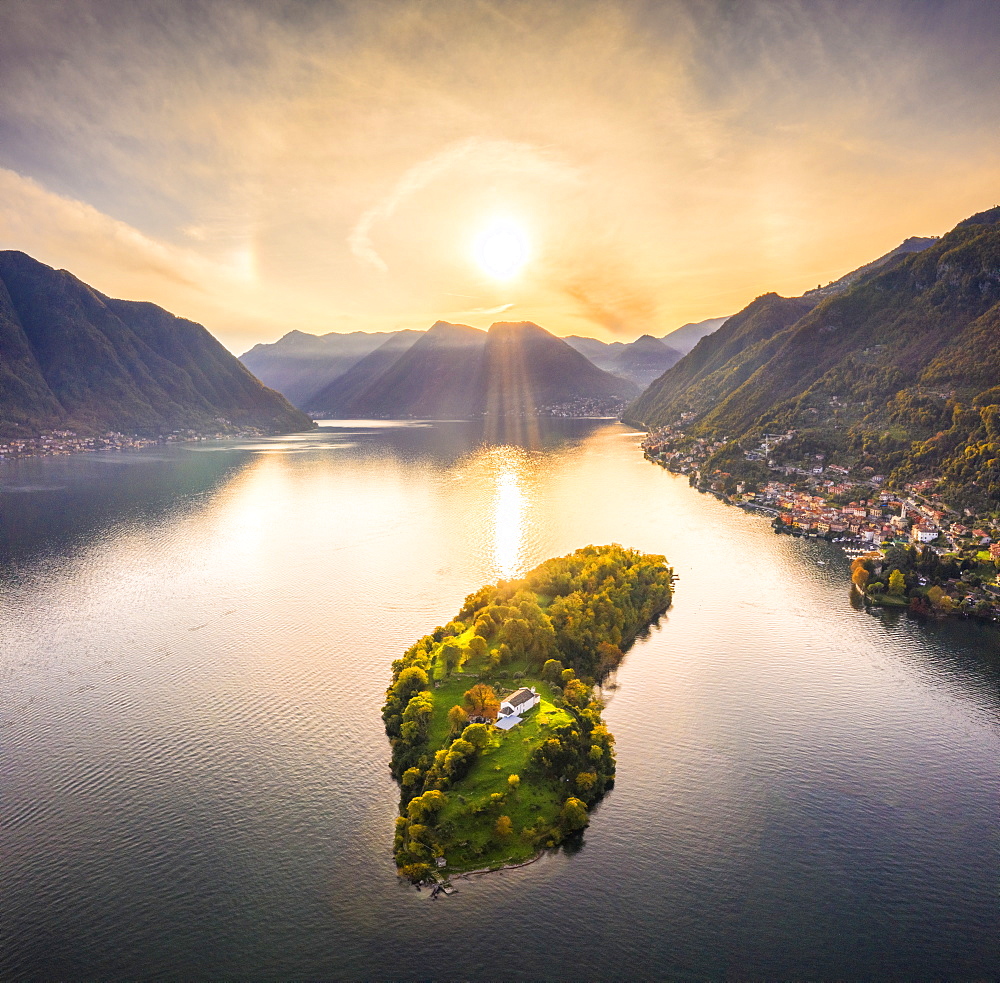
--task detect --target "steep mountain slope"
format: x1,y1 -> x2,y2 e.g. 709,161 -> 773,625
0,250 -> 312,437
660,316 -> 729,354
240,329 -> 404,408
310,319 -> 637,418
802,235 -> 938,300
627,206 -> 1000,508
609,334 -> 683,388
305,329 -> 423,416
312,320 -> 487,418
626,293 -> 817,427
479,321 -> 638,416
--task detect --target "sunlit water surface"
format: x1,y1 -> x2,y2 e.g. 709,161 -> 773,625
2,420 -> 999,980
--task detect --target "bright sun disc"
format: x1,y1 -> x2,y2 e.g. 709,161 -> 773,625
475,221 -> 529,279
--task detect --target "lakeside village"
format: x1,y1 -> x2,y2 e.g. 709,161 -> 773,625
0,427 -> 271,461
641,424 -> 1000,621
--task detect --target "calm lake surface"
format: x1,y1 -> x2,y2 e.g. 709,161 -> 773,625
2,419 -> 999,981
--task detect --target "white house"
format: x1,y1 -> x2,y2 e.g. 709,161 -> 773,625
498,687 -> 540,719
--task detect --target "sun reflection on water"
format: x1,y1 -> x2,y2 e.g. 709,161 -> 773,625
480,445 -> 532,580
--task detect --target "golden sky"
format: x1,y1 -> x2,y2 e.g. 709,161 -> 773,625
1,0 -> 998,353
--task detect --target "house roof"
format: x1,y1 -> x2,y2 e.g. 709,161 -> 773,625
494,714 -> 521,730
504,687 -> 535,707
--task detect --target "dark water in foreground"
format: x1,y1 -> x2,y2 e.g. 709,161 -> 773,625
2,420 -> 999,981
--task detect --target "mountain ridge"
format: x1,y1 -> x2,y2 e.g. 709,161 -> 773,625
624,206 -> 1000,508
0,250 -> 312,438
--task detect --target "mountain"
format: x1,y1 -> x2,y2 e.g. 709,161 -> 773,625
563,334 -> 683,387
563,335 -> 617,368
660,316 -> 730,355
306,329 -> 424,416
479,321 -> 638,416
608,334 -> 684,388
310,320 -> 487,418
802,235 -> 939,300
0,250 -> 312,438
625,293 -> 817,428
624,206 -> 1000,509
309,319 -> 637,418
240,329 -> 406,408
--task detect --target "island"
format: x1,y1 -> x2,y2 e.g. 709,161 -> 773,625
382,544 -> 675,884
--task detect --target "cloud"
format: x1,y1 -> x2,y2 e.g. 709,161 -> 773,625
0,167 -> 205,288
453,303 -> 515,316
347,137 -> 581,273
2,0 -> 1000,349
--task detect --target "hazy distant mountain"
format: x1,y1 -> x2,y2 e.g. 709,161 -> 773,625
563,334 -> 683,387
306,329 -> 424,416
311,320 -> 487,418
240,329 -> 405,408
479,321 -> 638,416
563,335 -> 617,369
608,334 -> 684,388
309,318 -> 636,418
625,205 -> 1000,509
0,250 -> 312,438
659,316 -> 730,355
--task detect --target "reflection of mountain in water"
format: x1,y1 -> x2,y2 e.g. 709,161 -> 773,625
0,448 -> 252,566
331,417 -> 617,464
867,604 -> 1000,697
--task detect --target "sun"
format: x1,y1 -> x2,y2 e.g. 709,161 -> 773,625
474,220 -> 529,279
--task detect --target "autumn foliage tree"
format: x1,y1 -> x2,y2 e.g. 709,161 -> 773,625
463,683 -> 500,720
447,704 -> 469,734
888,569 -> 907,596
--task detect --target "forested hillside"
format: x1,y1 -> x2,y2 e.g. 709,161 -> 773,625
0,251 -> 312,437
626,207 -> 1000,508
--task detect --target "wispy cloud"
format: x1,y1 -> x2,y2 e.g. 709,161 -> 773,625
1,0 -> 999,348
348,137 -> 581,273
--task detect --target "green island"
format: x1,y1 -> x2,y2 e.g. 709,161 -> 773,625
382,544 -> 674,884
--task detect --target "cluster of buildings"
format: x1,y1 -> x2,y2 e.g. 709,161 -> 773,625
0,430 -> 163,459
641,425 -> 998,553
0,428 -> 264,462
539,396 -> 629,418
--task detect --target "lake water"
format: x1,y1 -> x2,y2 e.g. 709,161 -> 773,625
2,420 -> 999,981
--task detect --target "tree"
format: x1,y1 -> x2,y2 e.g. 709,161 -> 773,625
463,683 -> 500,720
888,569 -> 906,596
439,642 -> 463,673
467,635 -> 488,660
564,678 -> 592,708
495,815 -> 513,838
393,666 -> 429,701
928,585 -> 955,614
507,774 -> 520,792
398,862 -> 432,882
851,566 -> 870,591
560,796 -> 589,832
460,723 -> 491,750
542,659 -> 564,683
447,704 -> 469,734
597,641 -> 623,673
